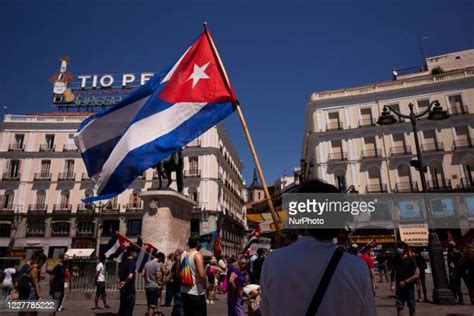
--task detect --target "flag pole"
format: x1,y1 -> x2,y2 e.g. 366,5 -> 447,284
203,23 -> 282,242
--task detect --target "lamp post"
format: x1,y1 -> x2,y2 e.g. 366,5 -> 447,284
377,100 -> 455,304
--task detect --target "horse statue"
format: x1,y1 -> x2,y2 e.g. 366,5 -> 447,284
154,149 -> 184,193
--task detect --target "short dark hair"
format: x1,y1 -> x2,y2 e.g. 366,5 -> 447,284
188,237 -> 200,248
123,248 -> 134,258
99,254 -> 106,262
155,252 -> 165,262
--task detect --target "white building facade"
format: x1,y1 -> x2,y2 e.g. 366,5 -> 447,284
302,49 -> 474,195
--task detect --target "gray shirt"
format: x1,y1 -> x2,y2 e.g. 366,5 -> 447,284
144,260 -> 162,288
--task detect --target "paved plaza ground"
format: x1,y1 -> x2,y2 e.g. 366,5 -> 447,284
1,274 -> 472,315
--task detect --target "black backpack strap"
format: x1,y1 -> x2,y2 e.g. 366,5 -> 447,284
306,248 -> 344,316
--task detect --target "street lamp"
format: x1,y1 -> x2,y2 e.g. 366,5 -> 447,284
377,100 -> 455,304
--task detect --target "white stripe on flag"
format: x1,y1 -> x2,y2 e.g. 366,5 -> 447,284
97,102 -> 207,192
104,239 -> 120,258
75,96 -> 151,153
161,47 -> 191,84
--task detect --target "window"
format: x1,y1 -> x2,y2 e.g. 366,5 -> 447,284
35,191 -> 46,208
64,134 -> 77,151
448,95 -> 466,114
126,219 -> 142,236
40,160 -> 51,176
60,191 -> 70,208
27,220 -> 45,237
45,134 -> 55,149
7,160 -> 20,178
189,157 -> 199,173
130,192 -> 141,207
51,222 -> 70,236
102,220 -> 120,237
1,192 -> 14,209
387,104 -> 403,122
14,134 -> 24,149
327,112 -> 341,129
77,221 -> 95,235
64,160 -> 75,177
417,99 -> 430,113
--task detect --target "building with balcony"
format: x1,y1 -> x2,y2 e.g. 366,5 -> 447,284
301,49 -> 474,197
0,113 -> 246,257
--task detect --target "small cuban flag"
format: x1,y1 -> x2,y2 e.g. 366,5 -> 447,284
75,25 -> 237,202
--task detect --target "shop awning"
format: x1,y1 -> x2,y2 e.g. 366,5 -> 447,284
65,248 -> 95,257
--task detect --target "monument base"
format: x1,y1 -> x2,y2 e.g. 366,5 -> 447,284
139,189 -> 195,255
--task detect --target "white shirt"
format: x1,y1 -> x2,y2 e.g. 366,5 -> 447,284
96,262 -> 105,282
180,250 -> 205,296
2,268 -> 16,288
260,236 -> 376,316
218,259 -> 227,275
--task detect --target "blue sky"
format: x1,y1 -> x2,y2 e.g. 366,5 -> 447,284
1,0 -> 473,184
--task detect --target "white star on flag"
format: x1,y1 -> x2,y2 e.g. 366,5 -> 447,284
187,62 -> 210,88
123,241 -> 130,248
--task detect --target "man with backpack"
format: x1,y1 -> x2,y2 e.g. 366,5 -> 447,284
178,238 -> 207,316
17,250 -> 47,301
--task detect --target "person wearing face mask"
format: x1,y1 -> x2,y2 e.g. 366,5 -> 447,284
391,243 -> 419,316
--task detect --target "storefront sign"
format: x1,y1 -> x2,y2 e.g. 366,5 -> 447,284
399,223 -> 429,246
50,57 -> 154,107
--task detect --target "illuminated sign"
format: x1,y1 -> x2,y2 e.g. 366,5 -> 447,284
50,58 -> 154,108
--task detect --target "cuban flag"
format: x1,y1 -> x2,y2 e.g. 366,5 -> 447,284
104,232 -> 132,262
243,226 -> 261,253
75,27 -> 237,202
135,236 -> 158,273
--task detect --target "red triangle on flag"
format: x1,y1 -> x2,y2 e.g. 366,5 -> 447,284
160,30 -> 236,104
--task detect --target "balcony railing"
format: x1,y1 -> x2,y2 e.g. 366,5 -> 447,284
2,173 -> 20,181
361,149 -> 382,159
184,169 -> 201,177
8,143 -> 24,151
358,118 -> 376,128
448,104 -> 469,116
328,152 -> 347,162
52,230 -> 70,237
458,177 -> 474,189
421,142 -> 444,153
58,172 -> 76,181
427,179 -> 452,191
366,183 -> 388,193
186,139 -> 201,147
77,203 -> 96,213
126,202 -> 144,211
26,230 -> 45,237
395,182 -> 419,192
0,203 -> 15,212
53,204 -> 72,214
28,204 -> 47,214
390,145 -> 412,157
34,173 -> 51,181
453,138 -> 474,151
102,204 -> 120,213
326,121 -> 343,131
39,144 -> 55,152
63,144 -> 78,152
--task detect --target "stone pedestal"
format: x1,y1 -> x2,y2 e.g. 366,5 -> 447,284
139,190 -> 195,255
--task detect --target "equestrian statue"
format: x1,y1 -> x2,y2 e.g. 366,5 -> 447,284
154,149 -> 184,193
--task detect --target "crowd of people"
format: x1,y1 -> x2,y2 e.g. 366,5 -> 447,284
0,233 -> 473,316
